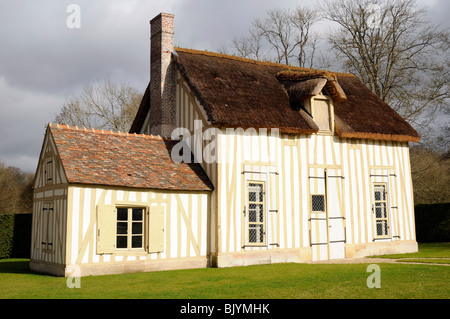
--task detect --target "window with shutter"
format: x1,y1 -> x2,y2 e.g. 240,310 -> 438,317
246,182 -> 266,245
148,206 -> 165,253
96,205 -> 116,254
373,184 -> 390,238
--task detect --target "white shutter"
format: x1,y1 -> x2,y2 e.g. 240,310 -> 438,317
148,206 -> 165,253
96,205 -> 116,254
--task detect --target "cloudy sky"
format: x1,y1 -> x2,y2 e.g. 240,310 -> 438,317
0,0 -> 448,173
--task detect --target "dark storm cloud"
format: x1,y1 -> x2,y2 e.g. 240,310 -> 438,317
172,0 -> 304,51
0,0 -> 447,172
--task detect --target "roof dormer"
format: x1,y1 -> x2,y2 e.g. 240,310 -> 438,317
277,70 -> 347,135
304,88 -> 334,134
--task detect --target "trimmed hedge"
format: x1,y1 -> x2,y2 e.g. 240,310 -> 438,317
414,203 -> 450,243
0,213 -> 32,259
0,214 -> 14,259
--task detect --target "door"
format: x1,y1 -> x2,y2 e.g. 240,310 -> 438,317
309,168 -> 346,261
309,168 -> 328,261
326,168 -> 346,259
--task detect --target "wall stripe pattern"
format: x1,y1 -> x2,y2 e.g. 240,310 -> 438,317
64,187 -> 209,266
215,131 -> 416,257
174,73 -> 416,260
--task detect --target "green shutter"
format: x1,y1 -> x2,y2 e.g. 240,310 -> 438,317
148,206 -> 165,253
96,205 -> 116,254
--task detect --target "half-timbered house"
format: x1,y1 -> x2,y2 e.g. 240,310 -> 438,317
31,12 -> 420,276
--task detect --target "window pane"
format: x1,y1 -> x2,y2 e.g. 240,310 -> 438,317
374,185 -> 385,201
249,207 -> 257,222
312,195 -> 325,212
116,236 -> 127,248
132,208 -> 143,221
132,222 -> 142,235
132,236 -> 142,248
258,204 -> 264,222
248,224 -> 264,243
117,208 -> 128,221
117,222 -> 128,234
375,203 -> 387,218
249,183 -> 263,202
377,220 -> 388,236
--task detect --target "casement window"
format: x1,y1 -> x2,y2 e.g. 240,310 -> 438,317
97,205 -> 165,254
44,157 -> 53,184
246,182 -> 266,245
41,202 -> 54,251
116,207 -> 144,250
373,184 -> 390,237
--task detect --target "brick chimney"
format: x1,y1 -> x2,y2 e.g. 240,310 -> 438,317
148,12 -> 176,137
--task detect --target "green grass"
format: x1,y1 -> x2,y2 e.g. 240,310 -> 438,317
370,243 -> 450,265
0,244 -> 449,299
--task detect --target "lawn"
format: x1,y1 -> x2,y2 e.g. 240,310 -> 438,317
0,244 -> 448,300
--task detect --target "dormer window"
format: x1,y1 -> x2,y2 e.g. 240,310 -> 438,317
303,89 -> 334,134
276,70 -> 345,135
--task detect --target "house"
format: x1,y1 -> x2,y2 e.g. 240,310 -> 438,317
30,13 -> 420,276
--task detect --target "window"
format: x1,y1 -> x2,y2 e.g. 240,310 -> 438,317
303,89 -> 334,133
116,207 -> 144,249
44,157 -> 53,184
312,97 -> 331,132
373,184 -> 389,237
42,202 -> 53,251
247,182 -> 265,245
311,194 -> 326,212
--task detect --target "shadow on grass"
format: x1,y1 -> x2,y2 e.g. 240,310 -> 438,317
0,259 -> 31,274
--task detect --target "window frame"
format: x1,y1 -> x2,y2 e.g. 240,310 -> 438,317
304,89 -> 335,134
245,181 -> 267,247
373,183 -> 390,238
115,206 -> 146,252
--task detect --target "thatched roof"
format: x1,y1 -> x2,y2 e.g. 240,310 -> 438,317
276,70 -> 347,103
131,47 -> 420,142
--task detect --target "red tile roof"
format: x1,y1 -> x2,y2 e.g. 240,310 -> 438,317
48,124 -> 213,191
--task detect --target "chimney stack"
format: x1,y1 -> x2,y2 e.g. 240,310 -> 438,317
148,12 -> 176,137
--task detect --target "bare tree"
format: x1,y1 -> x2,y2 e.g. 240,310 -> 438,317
290,7 -> 320,68
231,27 -> 265,61
228,7 -> 321,67
54,77 -> 143,132
321,0 -> 450,127
253,8 -> 296,65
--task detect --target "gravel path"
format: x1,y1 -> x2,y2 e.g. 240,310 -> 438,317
305,257 -> 450,266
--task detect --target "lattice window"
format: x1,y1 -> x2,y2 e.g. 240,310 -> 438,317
247,182 -> 265,244
373,184 -> 389,237
311,195 -> 325,212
